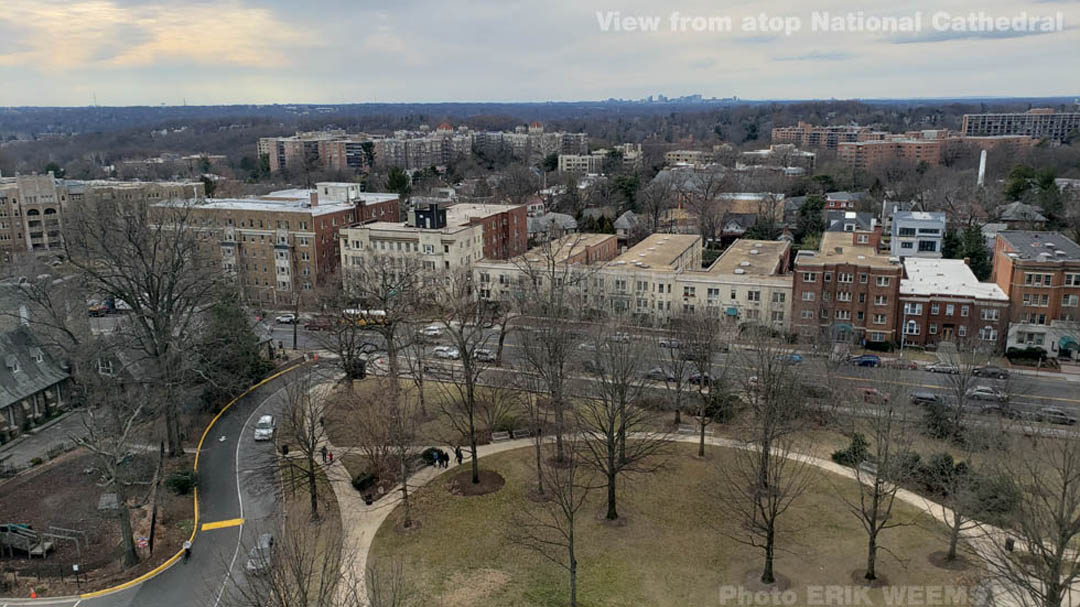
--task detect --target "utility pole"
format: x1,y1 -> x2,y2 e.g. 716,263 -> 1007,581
293,294 -> 300,351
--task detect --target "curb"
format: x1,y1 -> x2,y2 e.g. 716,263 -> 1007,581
52,358 -> 314,601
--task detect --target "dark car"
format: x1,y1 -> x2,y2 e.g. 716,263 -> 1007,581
304,316 -> 335,331
910,391 -> 944,406
973,365 -> 1009,380
688,372 -> 711,386
582,359 -> 603,375
643,367 -> 676,382
849,354 -> 881,367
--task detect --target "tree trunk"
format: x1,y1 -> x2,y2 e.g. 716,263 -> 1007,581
946,513 -> 962,561
865,533 -> 877,580
606,467 -> 618,520
762,525 -> 775,584
308,457 -> 320,522
698,422 -> 707,457
568,529 -> 578,607
165,402 -> 183,457
400,453 -> 412,528
534,435 -> 544,495
116,489 -> 139,568
496,328 -> 508,367
674,408 -> 681,425
469,410 -> 480,484
553,396 -> 565,463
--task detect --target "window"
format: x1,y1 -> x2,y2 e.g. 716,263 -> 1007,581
857,311 -> 864,321
747,290 -> 761,302
857,234 -> 869,244
982,309 -> 1000,321
746,309 -> 760,320
1065,274 -> 1080,287
1064,294 -> 1080,307
1024,273 -> 1054,287
929,323 -> 937,334
837,291 -> 852,302
901,241 -> 914,250
707,288 -> 720,300
771,311 -> 784,322
872,314 -> 887,325
958,326 -> 967,337
683,286 -> 696,297
802,272 -> 817,283
918,240 -> 937,252
97,359 -> 113,375
979,327 -> 998,341
874,295 -> 888,306
771,292 -> 785,303
876,276 -> 891,287
835,310 -> 851,320
898,227 -> 916,237
869,332 -> 885,342
837,273 -> 853,283
860,273 -> 868,284
903,303 -> 922,315
945,304 -> 954,316
824,272 -> 832,282
730,289 -> 737,300
904,320 -> 919,335
801,310 -> 814,319
858,293 -> 866,304
930,303 -> 940,315
961,305 -> 969,317
802,292 -> 815,301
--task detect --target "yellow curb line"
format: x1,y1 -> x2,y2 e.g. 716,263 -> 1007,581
78,359 -> 313,600
201,518 -> 244,531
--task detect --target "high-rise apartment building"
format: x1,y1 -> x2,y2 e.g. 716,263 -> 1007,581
962,109 -> 1080,142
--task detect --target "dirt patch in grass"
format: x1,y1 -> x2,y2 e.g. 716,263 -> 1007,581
928,551 -> 975,571
447,469 -> 505,497
439,568 -> 510,607
371,443 -> 979,607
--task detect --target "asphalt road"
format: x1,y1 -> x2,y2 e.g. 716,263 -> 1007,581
1,365 -> 312,607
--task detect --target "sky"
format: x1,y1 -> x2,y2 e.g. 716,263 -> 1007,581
0,0 -> 1077,106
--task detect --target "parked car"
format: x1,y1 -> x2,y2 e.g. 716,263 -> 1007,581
966,386 -> 1008,402
610,332 -> 632,343
688,372 -> 711,386
925,362 -> 959,374
245,533 -> 275,575
659,338 -> 682,349
1037,408 -> 1078,426
978,404 -> 1026,419
275,313 -> 297,324
473,348 -> 496,362
643,367 -> 676,382
422,363 -> 454,379
582,359 -> 603,375
577,342 -> 597,352
858,387 -> 889,404
973,365 -> 1009,380
418,325 -> 443,338
777,353 -> 804,365
910,391 -> 944,406
253,415 -> 276,441
848,354 -> 881,367
884,359 -> 919,370
432,346 -> 460,360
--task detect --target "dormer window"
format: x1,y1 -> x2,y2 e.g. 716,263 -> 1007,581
97,359 -> 114,376
30,348 -> 43,363
5,355 -> 19,373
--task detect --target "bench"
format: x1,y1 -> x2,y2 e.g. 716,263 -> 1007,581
490,431 -> 512,443
512,428 -> 532,439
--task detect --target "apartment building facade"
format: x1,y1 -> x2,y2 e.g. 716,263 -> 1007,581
792,231 -> 903,344
990,231 -> 1080,358
890,211 -> 946,259
898,258 -> 1009,349
0,174 -> 204,259
962,109 -> 1080,142
838,134 -> 1035,170
153,184 -> 399,307
771,122 -> 870,149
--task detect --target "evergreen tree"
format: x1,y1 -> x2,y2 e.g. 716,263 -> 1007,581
196,294 -> 274,410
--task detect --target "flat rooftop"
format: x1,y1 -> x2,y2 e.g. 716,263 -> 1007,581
445,203 -> 520,227
901,258 -> 1007,301
997,231 -> 1080,261
514,233 -> 616,265
706,239 -> 788,276
798,232 -> 898,269
612,234 -> 700,270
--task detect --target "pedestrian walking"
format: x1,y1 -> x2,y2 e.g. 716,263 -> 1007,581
455,446 -> 463,466
328,450 -> 334,464
183,540 -> 192,562
320,445 -> 328,464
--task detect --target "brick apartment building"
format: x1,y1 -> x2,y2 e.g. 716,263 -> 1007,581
991,231 -> 1080,358
962,109 -> 1080,142
152,183 -> 399,307
838,134 -> 1035,171
792,231 -> 903,344
898,258 -> 1009,349
771,122 -> 870,149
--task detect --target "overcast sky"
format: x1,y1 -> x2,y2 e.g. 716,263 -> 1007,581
0,0 -> 1076,106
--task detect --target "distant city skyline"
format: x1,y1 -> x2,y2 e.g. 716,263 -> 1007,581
0,0 -> 1076,107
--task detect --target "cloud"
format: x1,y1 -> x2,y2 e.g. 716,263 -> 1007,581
889,26 -> 1072,44
774,50 -> 855,61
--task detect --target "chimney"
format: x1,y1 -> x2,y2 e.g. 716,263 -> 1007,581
963,257 -> 970,266
309,192 -> 318,207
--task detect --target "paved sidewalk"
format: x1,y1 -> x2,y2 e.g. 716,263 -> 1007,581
0,410 -> 86,473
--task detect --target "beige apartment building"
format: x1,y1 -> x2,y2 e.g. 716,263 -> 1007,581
475,234 -> 794,330
664,150 -> 711,166
152,183 -> 399,307
0,174 -> 204,259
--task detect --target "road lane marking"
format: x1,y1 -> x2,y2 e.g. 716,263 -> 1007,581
202,518 -> 245,531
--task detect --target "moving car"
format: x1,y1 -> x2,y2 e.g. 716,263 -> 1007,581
910,391 -> 944,406
577,342 -> 597,352
848,354 -> 880,367
253,415 -> 276,441
966,386 -> 1008,402
1037,408 -> 1078,426
275,313 -> 297,324
925,362 -> 959,374
884,359 -> 919,370
777,353 -> 804,365
973,365 -> 1009,380
432,346 -> 460,360
643,367 -> 676,382
419,325 -> 443,338
304,317 -> 335,331
473,348 -> 496,362
858,387 -> 889,404
245,533 -> 275,575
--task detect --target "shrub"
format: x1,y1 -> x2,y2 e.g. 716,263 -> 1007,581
864,340 -> 896,352
166,471 -> 198,495
30,457 -> 43,466
351,473 -> 377,493
831,433 -> 869,466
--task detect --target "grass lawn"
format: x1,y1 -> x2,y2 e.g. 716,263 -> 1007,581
370,443 -> 978,607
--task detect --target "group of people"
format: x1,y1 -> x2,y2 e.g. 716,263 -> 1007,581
320,445 -> 334,464
433,446 -> 464,468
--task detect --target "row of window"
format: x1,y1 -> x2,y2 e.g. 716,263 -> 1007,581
802,272 -> 892,286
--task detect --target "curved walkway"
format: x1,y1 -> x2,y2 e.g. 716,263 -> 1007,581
325,432 -> 1019,605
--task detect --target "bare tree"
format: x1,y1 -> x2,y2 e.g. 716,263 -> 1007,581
281,374 -> 334,521
679,170 -> 731,248
365,557 -> 416,607
65,200 -> 226,456
926,339 -> 1005,443
978,436 -> 1080,607
637,178 -> 675,234
578,324 -> 668,521
721,336 -> 815,584
510,436 -> 593,607
673,313 -> 737,455
515,374 -> 549,496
